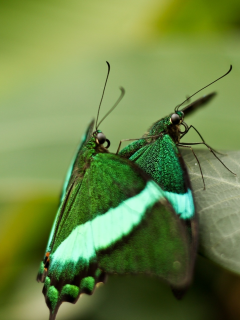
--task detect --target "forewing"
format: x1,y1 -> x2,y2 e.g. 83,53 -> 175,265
39,153 -> 191,319
121,134 -> 198,297
128,134 -> 195,220
181,92 -> 216,117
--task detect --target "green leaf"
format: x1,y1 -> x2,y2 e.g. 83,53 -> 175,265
182,149 -> 240,274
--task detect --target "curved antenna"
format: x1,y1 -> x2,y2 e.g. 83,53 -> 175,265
175,65 -> 232,111
97,87 -> 125,129
95,61 -> 111,130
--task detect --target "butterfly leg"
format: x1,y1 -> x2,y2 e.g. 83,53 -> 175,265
178,144 -> 206,190
179,142 -> 236,176
116,138 -> 142,154
180,125 -> 224,155
116,134 -> 162,154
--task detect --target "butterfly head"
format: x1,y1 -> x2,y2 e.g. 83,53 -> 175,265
170,110 -> 184,125
157,110 -> 187,144
93,130 -> 111,148
170,110 -> 189,137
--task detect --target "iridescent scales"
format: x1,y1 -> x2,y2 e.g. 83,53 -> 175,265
49,180 -> 167,275
121,133 -> 195,220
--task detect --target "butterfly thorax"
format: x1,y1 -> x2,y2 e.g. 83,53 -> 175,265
167,123 -> 181,144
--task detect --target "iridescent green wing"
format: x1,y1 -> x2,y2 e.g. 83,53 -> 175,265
93,155 -> 191,289
39,153 -> 191,320
120,134 -> 195,218
119,134 -> 197,297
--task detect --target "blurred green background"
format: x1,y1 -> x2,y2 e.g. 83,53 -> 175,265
0,0 -> 240,319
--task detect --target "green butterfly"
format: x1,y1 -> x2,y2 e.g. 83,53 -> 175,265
37,63 -> 193,320
117,65 -> 233,297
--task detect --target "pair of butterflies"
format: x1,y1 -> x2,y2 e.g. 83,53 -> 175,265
37,63 -> 232,320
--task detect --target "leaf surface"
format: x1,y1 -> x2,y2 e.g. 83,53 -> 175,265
182,149 -> 240,274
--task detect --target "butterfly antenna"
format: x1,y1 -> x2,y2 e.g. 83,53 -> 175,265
95,61 -> 111,131
175,65 -> 232,111
97,87 -> 125,129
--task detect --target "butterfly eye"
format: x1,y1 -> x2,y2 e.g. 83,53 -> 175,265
96,132 -> 106,145
170,113 -> 181,125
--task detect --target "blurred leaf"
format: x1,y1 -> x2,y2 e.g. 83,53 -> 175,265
0,194 -> 57,297
182,149 -> 240,274
155,0 -> 240,34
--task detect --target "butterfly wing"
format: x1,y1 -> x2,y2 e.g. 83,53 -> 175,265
181,92 -> 216,117
119,133 -> 198,296
120,135 -> 194,217
93,154 -> 191,288
129,135 -> 194,217
39,152 -> 192,320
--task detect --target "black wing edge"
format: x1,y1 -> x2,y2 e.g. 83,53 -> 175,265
171,150 -> 199,299
181,92 -> 217,117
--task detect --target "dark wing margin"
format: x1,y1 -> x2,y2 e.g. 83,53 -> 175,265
174,148 -> 198,298
38,153 -> 192,320
181,92 -> 216,117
